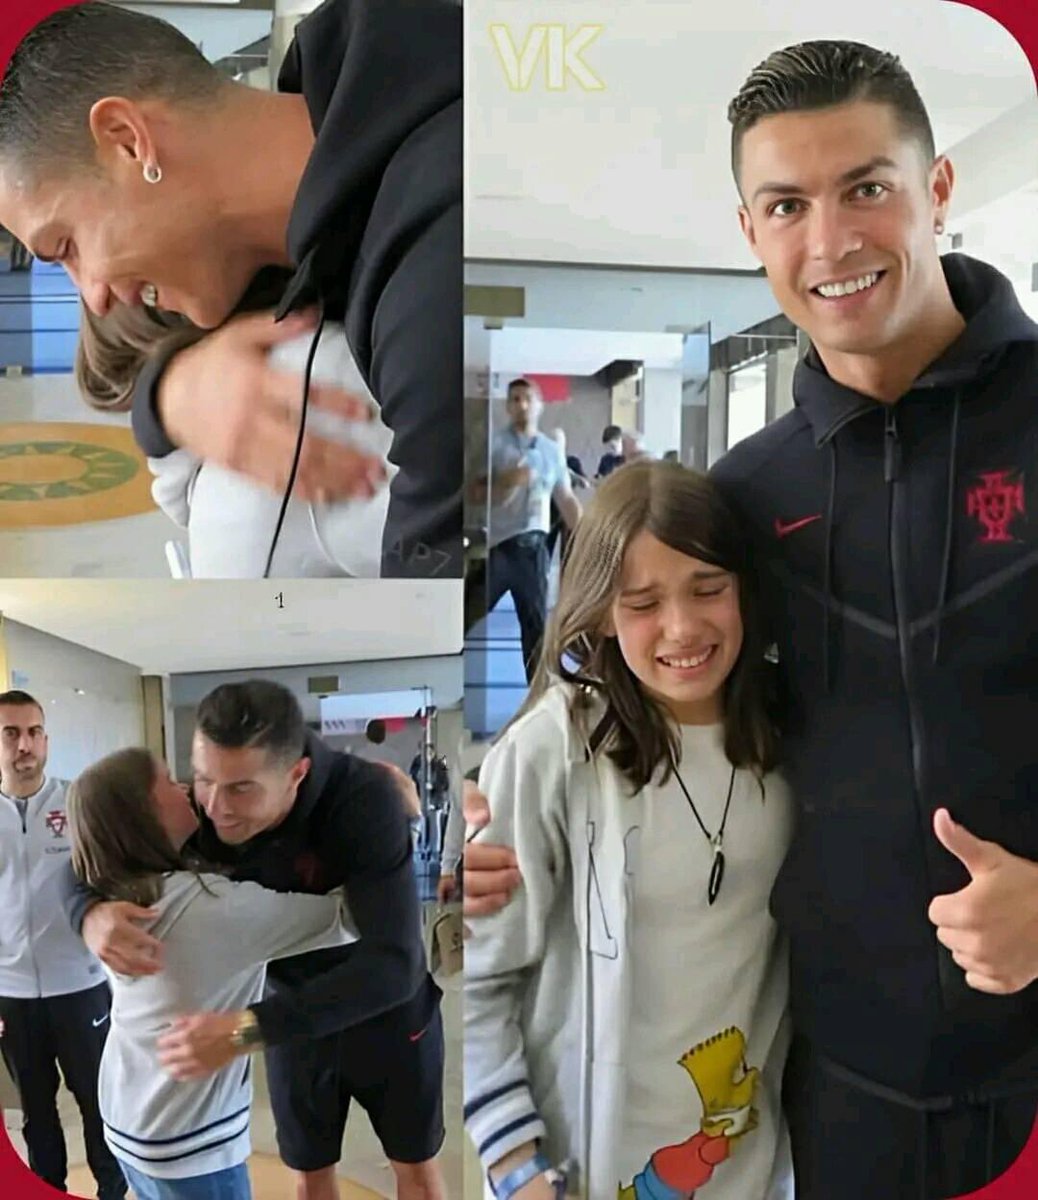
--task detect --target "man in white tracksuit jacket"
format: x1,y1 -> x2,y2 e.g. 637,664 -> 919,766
0,690 -> 126,1200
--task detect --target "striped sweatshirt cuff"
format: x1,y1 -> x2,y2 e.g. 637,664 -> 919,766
464,1078 -> 548,1173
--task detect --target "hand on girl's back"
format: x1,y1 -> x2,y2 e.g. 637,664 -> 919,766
462,782 -> 521,919
83,900 -> 163,976
159,309 -> 384,503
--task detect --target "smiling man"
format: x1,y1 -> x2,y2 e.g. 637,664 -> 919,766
65,681 -> 446,1200
461,40 -> 1038,1200
0,0 -> 462,577
713,42 -> 1038,1199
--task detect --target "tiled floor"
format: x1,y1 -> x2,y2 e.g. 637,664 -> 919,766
0,374 -> 179,577
2,969 -> 462,1200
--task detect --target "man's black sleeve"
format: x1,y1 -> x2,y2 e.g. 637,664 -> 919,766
130,349 -> 180,458
374,198 -> 464,580
250,759 -> 427,1045
58,860 -> 102,936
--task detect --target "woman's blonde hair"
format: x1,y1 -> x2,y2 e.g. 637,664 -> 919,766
68,748 -> 189,907
74,300 -> 204,412
520,459 -> 779,790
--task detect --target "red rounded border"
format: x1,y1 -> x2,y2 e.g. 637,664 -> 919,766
0,2 -> 83,80
0,0 -> 1034,1198
943,0 -> 1038,89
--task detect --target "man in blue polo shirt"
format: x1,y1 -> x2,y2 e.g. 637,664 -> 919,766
478,378 -> 582,680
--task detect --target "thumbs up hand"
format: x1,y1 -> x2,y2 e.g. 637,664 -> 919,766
928,808 -> 1038,995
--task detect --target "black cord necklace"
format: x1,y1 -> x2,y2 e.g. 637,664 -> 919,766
669,758 -> 738,906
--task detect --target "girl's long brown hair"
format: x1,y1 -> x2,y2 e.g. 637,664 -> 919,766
74,266 -> 295,413
75,300 -> 204,412
68,748 -> 190,907
518,459 -> 779,791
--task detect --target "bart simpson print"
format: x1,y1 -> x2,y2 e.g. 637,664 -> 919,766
618,1026 -> 760,1200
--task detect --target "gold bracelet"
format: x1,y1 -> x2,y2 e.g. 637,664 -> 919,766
228,1010 -> 265,1052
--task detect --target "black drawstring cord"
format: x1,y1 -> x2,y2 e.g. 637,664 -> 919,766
263,304 -> 327,580
822,440 -> 838,694
932,390 -> 962,665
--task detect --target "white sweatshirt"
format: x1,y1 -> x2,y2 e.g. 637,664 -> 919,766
0,777 -> 107,999
149,323 -> 395,579
99,871 -> 356,1179
464,685 -> 795,1200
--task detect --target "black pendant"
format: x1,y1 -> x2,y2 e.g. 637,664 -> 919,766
708,847 -> 726,905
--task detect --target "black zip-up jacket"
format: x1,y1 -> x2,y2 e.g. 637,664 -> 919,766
131,0 -> 462,579
712,254 -> 1038,1102
65,734 -> 431,1047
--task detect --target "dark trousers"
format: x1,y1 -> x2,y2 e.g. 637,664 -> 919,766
784,1036 -> 1038,1199
544,518 -> 571,568
0,983 -> 126,1200
465,531 -> 549,683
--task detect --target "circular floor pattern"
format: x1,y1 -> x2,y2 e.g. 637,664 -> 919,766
0,422 -> 156,528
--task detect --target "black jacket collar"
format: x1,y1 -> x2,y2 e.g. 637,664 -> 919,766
793,254 -> 1038,446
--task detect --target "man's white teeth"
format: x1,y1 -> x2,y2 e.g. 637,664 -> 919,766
142,284 -> 158,307
816,272 -> 880,298
661,648 -> 713,669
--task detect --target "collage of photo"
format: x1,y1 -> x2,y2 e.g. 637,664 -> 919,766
0,1 -> 1036,1199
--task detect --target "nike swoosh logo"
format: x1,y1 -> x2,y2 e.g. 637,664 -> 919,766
774,514 -> 823,538
408,1027 -> 428,1043
92,1014 -> 109,1028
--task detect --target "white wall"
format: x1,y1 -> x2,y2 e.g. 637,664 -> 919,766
641,367 -> 683,455
2,620 -> 144,782
466,0 -> 1034,268
487,327 -> 684,377
125,5 -> 273,63
727,360 -> 768,450
167,655 -> 465,720
465,264 -> 780,349
166,657 -> 463,780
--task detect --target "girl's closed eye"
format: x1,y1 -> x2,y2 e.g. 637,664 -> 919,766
468,458 -> 789,1200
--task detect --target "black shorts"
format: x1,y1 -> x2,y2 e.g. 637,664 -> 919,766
265,975 -> 445,1172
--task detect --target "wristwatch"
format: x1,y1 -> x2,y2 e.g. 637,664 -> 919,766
228,1010 -> 265,1052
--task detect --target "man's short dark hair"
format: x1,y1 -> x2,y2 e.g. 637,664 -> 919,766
0,690 -> 43,720
196,682 -> 306,767
507,378 -> 535,398
365,719 -> 387,745
0,2 -> 226,181
602,424 -> 622,444
727,41 -> 935,185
